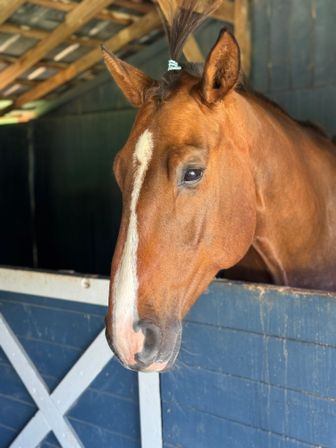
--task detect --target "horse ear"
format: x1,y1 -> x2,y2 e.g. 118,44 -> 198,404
201,29 -> 240,104
102,45 -> 156,108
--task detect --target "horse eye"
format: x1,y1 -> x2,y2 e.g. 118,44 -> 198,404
183,168 -> 204,185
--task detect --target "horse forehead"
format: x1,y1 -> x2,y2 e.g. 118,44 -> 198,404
126,91 -> 209,158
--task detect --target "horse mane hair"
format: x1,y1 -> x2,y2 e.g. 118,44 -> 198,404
161,0 -> 222,62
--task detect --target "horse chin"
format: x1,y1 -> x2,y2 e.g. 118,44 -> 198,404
133,344 -> 181,373
141,337 -> 182,373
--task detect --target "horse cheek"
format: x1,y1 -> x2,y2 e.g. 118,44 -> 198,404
218,163 -> 256,268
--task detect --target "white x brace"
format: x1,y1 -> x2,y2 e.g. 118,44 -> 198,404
0,268 -> 162,448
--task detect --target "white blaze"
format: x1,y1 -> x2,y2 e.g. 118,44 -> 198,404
112,129 -> 154,362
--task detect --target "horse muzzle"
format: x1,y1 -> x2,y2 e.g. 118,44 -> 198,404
105,317 -> 182,372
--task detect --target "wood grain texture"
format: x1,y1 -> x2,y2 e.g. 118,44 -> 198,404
2,278 -> 336,447
161,280 -> 336,448
0,0 -> 26,26
12,10 -> 161,109
234,0 -> 251,76
29,0 -> 135,24
0,23 -> 101,48
0,0 -> 112,89
0,291 -> 140,448
0,0 -> 115,91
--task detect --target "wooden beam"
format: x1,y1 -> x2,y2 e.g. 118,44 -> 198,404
234,0 -> 251,76
12,10 -> 162,109
112,0 -> 153,14
0,54 -> 67,71
182,35 -> 204,62
0,23 -> 101,48
17,78 -> 39,87
0,23 -> 46,40
0,0 -> 26,26
204,1 -> 234,23
157,0 -> 204,62
28,0 -> 136,25
153,0 -> 234,24
0,0 -> 115,91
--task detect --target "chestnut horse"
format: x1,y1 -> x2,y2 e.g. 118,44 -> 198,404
102,3 -> 336,372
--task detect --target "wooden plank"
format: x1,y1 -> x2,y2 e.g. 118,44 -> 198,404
249,0 -> 270,92
2,319 -> 113,447
234,0 -> 251,77
29,0 -> 136,24
160,278 -> 336,448
0,0 -> 115,91
314,0 -> 336,85
0,54 -> 68,73
113,0 -> 153,14
269,0 -> 291,91
163,362 -> 336,427
138,373 -> 163,448
0,23 -> 47,40
188,280 -> 336,346
0,0 -> 26,26
157,0 -> 204,62
0,301 -> 104,349
289,0 -> 313,88
0,267 -> 109,306
0,289 -> 141,447
200,0 -> 234,23
163,400 -> 316,448
155,0 -> 234,23
183,35 -> 204,62
0,23 -> 101,48
12,10 -> 161,108
0,314 -> 83,448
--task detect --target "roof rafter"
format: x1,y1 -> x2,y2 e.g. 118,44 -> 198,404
112,0 -> 153,14
0,0 -> 116,91
202,0 -> 234,23
28,0 -> 138,25
0,23 -> 101,49
0,0 -> 249,123
0,54 -> 66,70
11,9 -> 162,110
0,0 -> 26,26
234,0 -> 251,75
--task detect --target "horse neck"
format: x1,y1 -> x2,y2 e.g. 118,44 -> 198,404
225,91 -> 336,288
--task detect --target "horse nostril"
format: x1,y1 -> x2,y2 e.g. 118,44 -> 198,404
135,320 -> 161,366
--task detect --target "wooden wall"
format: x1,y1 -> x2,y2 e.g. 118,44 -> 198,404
1,279 -> 336,447
163,280 -> 336,448
0,291 -> 140,448
251,0 -> 336,135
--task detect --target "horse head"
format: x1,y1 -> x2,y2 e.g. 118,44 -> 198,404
103,4 -> 257,372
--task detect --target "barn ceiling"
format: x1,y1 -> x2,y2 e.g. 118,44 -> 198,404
0,0 -> 248,124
